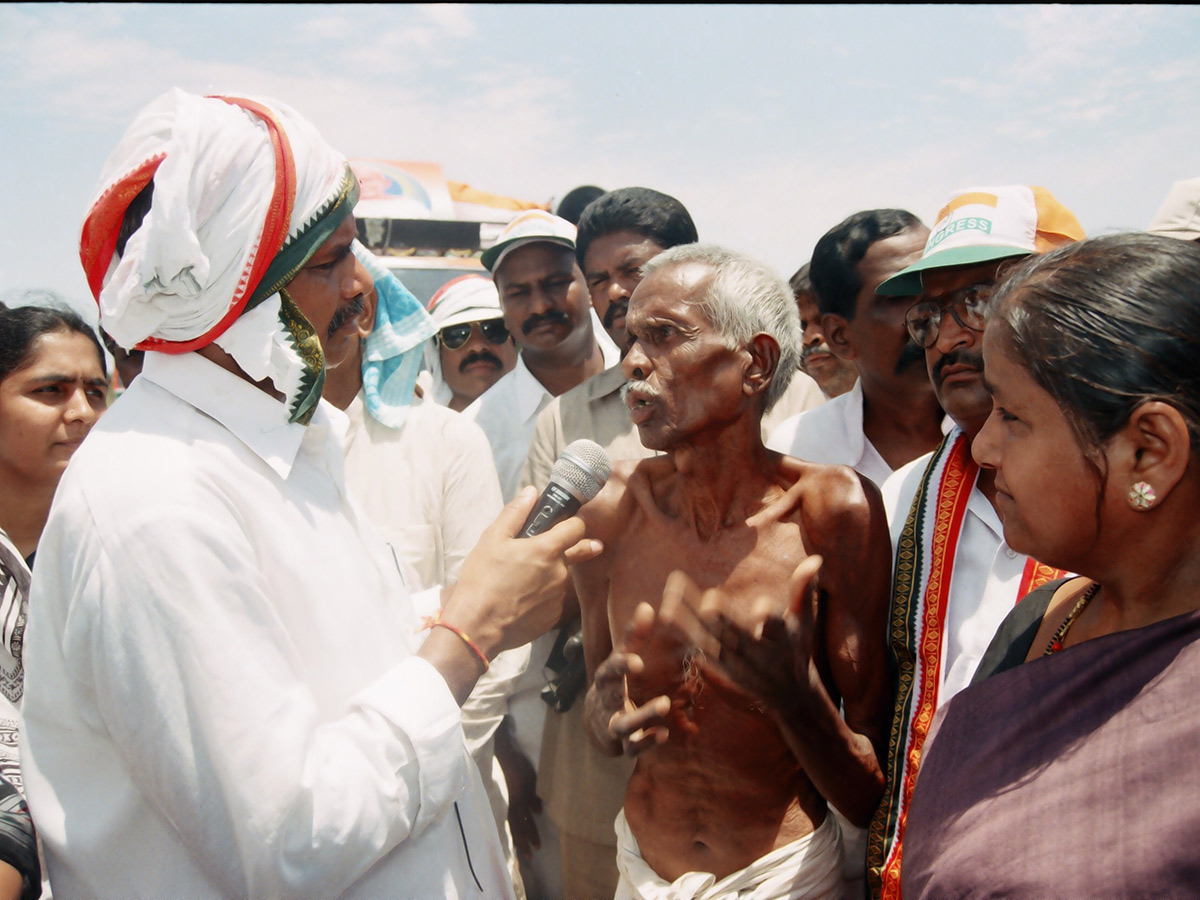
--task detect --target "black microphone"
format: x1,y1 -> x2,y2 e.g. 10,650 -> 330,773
519,439 -> 612,537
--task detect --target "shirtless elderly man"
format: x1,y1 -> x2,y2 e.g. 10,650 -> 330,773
577,244 -> 891,900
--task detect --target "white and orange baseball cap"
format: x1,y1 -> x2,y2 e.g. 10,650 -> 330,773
481,209 -> 577,274
877,185 -> 1085,295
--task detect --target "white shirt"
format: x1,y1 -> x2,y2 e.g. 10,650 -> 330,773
20,352 -> 511,900
342,392 -> 502,592
767,380 -> 893,486
881,451 -> 1030,704
465,316 -> 620,502
760,369 -> 827,440
341,390 -> 529,881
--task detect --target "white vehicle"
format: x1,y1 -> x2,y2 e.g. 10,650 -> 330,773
349,159 -> 547,306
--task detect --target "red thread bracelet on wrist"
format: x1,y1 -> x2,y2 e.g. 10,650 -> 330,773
428,610 -> 489,672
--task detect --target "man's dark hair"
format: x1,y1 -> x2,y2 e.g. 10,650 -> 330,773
575,187 -> 698,268
810,209 -> 922,319
789,262 -> 813,298
555,185 -> 606,226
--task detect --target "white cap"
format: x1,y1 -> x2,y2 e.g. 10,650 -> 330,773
481,209 -> 577,273
427,275 -> 503,330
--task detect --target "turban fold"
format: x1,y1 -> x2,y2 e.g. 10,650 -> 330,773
79,89 -> 358,424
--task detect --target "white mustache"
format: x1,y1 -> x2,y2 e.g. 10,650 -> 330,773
620,379 -> 661,403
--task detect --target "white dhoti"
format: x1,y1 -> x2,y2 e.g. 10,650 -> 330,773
614,807 -> 845,900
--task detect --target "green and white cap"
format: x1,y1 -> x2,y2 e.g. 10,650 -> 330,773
877,185 -> 1085,296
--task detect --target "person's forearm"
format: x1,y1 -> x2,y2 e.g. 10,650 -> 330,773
773,687 -> 884,827
417,619 -> 492,706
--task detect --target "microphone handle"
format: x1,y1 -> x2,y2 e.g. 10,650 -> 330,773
519,482 -> 583,537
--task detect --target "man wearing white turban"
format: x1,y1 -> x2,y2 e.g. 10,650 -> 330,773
19,89 -> 598,900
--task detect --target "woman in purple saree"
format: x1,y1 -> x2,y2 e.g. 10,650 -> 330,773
901,232 -> 1200,898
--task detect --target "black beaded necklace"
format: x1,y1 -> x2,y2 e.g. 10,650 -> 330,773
1043,582 -> 1101,656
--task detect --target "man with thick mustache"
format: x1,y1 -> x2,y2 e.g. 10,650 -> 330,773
465,210 -> 619,503
516,186 -> 699,900
791,263 -> 857,399
864,186 -> 1085,900
419,275 -> 518,411
21,90 -> 599,900
768,210 -> 943,489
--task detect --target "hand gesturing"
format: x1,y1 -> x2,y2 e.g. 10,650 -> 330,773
657,556 -> 826,716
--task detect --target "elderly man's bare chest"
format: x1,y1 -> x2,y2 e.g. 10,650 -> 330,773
606,512 -> 808,638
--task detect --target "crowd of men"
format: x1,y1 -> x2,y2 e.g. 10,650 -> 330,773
6,89 -> 1200,900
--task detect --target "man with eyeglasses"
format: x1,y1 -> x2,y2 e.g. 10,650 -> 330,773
420,275 -> 518,412
863,186 -> 1086,900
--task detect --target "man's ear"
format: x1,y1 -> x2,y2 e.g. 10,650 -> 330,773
356,284 -> 378,339
821,313 -> 857,361
744,333 -> 781,401
1109,400 -> 1192,507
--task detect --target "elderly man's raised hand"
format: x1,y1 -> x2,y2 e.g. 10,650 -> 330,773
585,579 -> 718,757
585,606 -> 682,758
657,557 -> 827,716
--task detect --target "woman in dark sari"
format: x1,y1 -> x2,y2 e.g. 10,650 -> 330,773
901,233 -> 1200,898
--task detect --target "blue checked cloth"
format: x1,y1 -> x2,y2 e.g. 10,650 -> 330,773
352,241 -> 437,429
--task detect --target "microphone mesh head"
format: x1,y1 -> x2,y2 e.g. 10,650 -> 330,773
551,439 -> 612,502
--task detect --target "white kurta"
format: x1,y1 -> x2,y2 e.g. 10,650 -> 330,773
342,392 -> 503,592
766,380 -> 892,487
340,388 -> 529,889
880,450 -> 1031,704
20,352 -> 512,900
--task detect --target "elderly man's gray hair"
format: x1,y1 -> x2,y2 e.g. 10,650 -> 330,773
642,243 -> 802,413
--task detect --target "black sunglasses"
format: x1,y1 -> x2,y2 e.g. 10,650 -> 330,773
438,319 -> 511,350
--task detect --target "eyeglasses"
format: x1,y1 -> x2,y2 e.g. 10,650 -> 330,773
904,282 -> 994,348
438,319 -> 511,350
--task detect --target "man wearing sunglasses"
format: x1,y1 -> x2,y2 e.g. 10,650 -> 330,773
421,275 -> 518,412
864,186 -> 1085,900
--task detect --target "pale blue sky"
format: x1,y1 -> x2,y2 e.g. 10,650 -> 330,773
3,3 -> 1199,319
